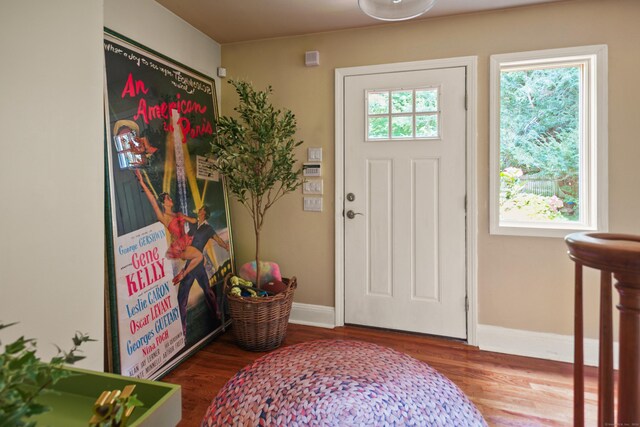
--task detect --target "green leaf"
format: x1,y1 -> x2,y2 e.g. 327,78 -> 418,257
0,322 -> 19,331
5,337 -> 30,355
72,332 -> 96,346
24,403 -> 49,416
63,354 -> 86,365
126,394 -> 145,407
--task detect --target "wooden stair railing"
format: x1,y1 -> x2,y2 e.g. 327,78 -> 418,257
565,233 -> 640,427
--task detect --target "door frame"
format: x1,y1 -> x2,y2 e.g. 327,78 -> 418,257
334,56 -> 478,345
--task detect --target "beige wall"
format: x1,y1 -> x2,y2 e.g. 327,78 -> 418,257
0,0 -> 105,368
221,0 -> 640,339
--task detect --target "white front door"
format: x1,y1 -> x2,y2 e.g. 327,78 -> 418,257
344,66 -> 467,339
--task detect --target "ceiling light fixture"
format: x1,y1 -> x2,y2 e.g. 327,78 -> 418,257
358,0 -> 436,21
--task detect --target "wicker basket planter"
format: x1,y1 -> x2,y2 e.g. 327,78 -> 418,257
225,275 -> 297,351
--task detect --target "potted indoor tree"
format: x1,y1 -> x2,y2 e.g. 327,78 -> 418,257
211,79 -> 303,351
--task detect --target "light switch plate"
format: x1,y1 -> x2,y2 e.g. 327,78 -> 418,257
307,147 -> 322,162
303,179 -> 323,195
303,197 -> 323,212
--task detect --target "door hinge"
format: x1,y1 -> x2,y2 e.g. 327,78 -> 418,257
465,295 -> 469,312
464,91 -> 468,111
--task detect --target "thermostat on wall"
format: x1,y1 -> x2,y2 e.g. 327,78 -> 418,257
303,162 -> 322,177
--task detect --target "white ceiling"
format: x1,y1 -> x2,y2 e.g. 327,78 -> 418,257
155,0 -> 568,44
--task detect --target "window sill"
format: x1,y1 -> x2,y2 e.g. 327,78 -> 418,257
490,222 -> 603,238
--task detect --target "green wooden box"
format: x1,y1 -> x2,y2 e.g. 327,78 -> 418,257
32,367 -> 181,427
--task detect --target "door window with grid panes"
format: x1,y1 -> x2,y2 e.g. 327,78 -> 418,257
366,88 -> 439,141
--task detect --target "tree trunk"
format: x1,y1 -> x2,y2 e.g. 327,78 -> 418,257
254,228 -> 262,289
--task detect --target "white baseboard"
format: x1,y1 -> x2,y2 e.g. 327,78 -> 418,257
289,302 -> 335,329
478,324 -> 619,368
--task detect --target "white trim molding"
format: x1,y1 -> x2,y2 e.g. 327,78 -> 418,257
289,303 -> 335,329
478,324 -> 619,369
335,56 -> 478,345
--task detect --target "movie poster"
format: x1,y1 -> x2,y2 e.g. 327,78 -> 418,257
103,30 -> 234,379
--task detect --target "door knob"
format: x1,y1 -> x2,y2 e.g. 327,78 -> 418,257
346,210 -> 363,219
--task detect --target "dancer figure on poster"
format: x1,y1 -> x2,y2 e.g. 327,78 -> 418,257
134,169 -> 203,284
177,205 -> 230,335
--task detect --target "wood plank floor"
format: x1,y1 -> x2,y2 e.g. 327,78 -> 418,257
162,324 -> 598,426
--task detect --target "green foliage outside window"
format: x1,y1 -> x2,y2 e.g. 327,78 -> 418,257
499,66 -> 581,221
391,91 -> 412,113
500,167 -> 566,222
392,116 -> 412,138
416,115 -> 437,137
416,90 -> 437,112
368,92 -> 389,114
368,117 -> 389,139
367,89 -> 440,140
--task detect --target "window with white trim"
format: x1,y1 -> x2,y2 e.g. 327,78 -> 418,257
489,45 -> 608,237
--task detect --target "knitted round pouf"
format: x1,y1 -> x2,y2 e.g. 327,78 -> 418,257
202,340 -> 487,426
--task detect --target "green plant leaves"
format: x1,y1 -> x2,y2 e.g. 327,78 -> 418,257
0,323 -> 93,426
212,80 -> 303,209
